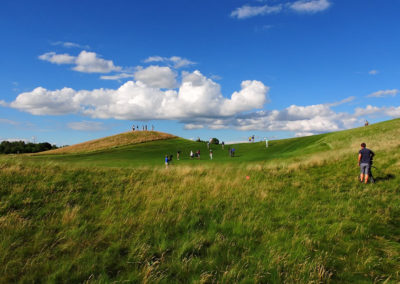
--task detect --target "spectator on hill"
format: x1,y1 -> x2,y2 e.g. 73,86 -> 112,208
358,142 -> 375,184
177,150 -> 180,160
231,148 -> 235,157
196,150 -> 200,159
132,125 -> 135,131
209,149 -> 213,160
221,141 -> 225,150
190,150 -> 194,159
165,155 -> 169,168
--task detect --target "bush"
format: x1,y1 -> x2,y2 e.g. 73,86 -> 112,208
210,138 -> 219,145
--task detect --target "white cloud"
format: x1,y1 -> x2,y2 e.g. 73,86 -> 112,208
134,66 -> 177,88
369,70 -> 379,75
67,121 -> 106,131
231,4 -> 282,19
289,0 -> 331,13
73,51 -> 122,73
0,100 -> 8,107
354,105 -> 400,117
38,50 -> 121,73
144,56 -> 195,69
51,41 -> 90,49
367,89 -> 399,98
10,87 -> 80,115
39,52 -> 76,64
0,138 -> 30,143
184,124 -> 204,130
10,70 -> 269,121
100,73 -> 133,80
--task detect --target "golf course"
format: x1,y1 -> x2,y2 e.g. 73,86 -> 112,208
1,118 -> 399,283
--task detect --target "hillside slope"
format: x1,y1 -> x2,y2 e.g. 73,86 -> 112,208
1,119 -> 400,282
40,131 -> 176,154
32,118 -> 400,168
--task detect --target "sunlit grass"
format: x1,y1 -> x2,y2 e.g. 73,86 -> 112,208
1,119 -> 400,282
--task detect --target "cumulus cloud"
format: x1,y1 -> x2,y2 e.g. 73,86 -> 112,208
182,97 -> 362,136
0,100 -> 8,107
231,4 -> 282,19
38,50 -> 121,73
10,87 -> 80,115
367,89 -> 399,98
144,56 -> 195,68
369,69 -> 379,75
10,70 -> 269,121
67,121 -> 106,131
354,105 -> 400,117
134,66 -> 177,88
39,52 -> 76,64
289,0 -> 331,13
73,51 -> 121,73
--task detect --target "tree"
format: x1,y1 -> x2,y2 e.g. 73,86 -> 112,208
210,138 -> 219,145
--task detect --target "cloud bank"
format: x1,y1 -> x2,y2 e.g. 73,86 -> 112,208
10,70 -> 269,121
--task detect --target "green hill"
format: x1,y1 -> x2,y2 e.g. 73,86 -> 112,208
1,119 -> 399,283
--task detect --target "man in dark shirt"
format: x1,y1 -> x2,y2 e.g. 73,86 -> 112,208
358,142 -> 375,184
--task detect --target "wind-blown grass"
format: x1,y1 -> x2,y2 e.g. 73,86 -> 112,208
1,119 -> 400,282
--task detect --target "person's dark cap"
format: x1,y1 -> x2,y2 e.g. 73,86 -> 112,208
361,142 -> 366,147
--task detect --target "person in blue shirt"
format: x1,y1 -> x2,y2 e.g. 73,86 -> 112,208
358,142 -> 375,184
165,155 -> 169,168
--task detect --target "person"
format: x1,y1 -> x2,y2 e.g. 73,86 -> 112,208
207,142 -> 210,149
231,148 -> 235,157
197,150 -> 200,159
177,150 -> 180,160
165,155 -> 169,168
265,138 -> 268,148
209,149 -> 213,160
358,142 -> 375,184
364,120 -> 369,127
132,125 -> 135,131
221,141 -> 224,150
190,150 -> 194,159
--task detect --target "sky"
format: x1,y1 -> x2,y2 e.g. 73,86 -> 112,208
0,0 -> 399,145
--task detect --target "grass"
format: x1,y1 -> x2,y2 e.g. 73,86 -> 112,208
1,119 -> 400,282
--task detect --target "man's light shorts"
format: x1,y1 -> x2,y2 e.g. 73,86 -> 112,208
360,163 -> 370,175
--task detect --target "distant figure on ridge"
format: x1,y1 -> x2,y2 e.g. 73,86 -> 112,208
132,125 -> 135,131
364,120 -> 369,127
190,150 -> 194,159
209,149 -> 213,160
221,141 -> 224,150
358,142 -> 375,184
177,150 -> 180,160
165,155 -> 169,168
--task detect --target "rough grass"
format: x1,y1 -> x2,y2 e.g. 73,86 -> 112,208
39,131 -> 175,155
1,118 -> 400,282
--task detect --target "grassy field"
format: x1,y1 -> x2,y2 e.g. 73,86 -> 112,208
1,119 -> 400,282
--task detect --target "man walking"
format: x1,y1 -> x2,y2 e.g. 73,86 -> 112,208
358,142 -> 375,184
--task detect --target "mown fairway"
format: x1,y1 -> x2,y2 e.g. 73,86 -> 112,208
1,119 -> 400,282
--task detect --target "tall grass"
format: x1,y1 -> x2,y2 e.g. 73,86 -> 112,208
1,146 -> 399,282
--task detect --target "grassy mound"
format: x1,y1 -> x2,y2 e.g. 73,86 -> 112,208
40,131 -> 176,155
1,119 -> 399,282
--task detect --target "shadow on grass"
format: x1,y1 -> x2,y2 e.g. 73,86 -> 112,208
373,173 -> 395,182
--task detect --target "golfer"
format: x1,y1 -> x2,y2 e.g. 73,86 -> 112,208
358,143 -> 374,184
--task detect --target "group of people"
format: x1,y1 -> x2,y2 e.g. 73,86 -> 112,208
132,124 -> 154,131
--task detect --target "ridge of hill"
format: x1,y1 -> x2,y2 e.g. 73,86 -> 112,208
41,131 -> 176,154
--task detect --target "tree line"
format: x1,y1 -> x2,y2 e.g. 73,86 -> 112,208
0,141 -> 58,154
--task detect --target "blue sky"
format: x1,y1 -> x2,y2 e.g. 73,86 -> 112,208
1,0 -> 399,145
